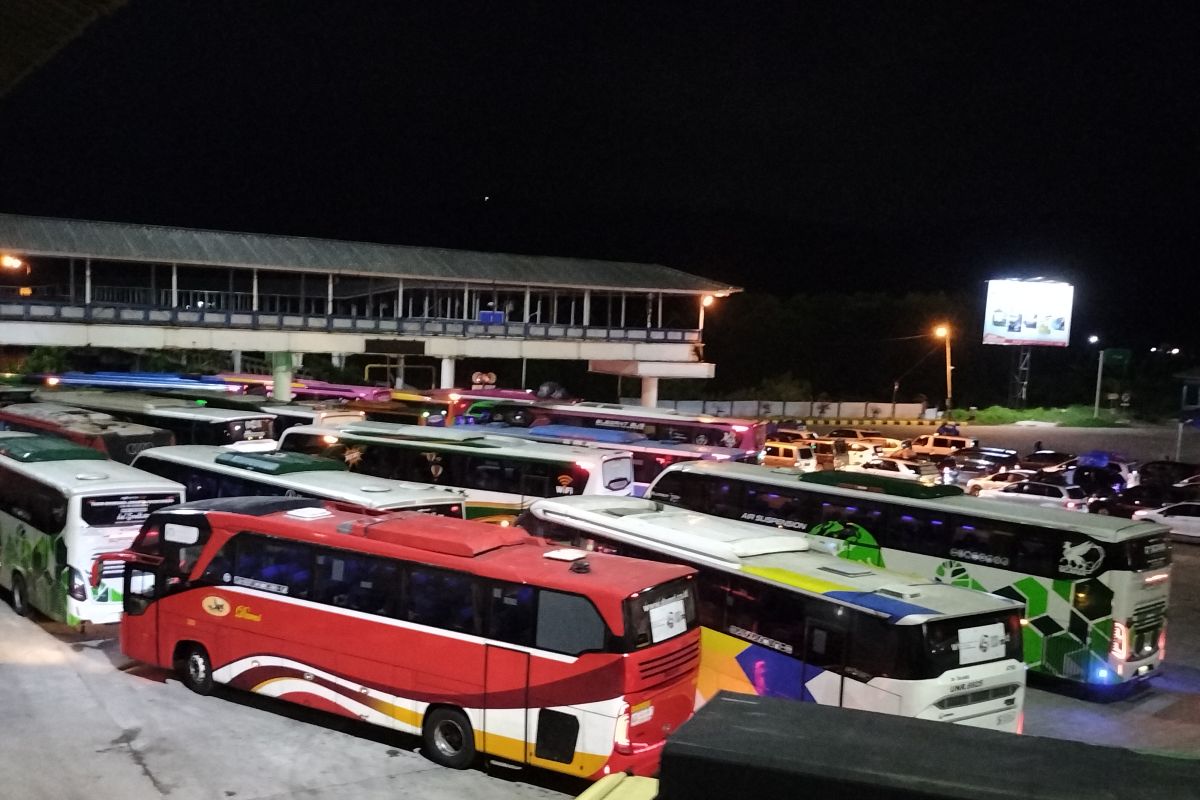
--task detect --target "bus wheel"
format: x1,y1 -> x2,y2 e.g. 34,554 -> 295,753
423,707 -> 476,769
1095,508 -> 1110,516
180,644 -> 215,695
10,573 -> 30,617
968,486 -> 981,496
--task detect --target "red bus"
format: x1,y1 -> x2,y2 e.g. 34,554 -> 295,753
102,497 -> 700,779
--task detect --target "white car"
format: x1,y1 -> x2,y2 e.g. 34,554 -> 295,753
977,480 -> 1089,511
965,469 -> 1037,496
842,457 -> 941,485
1133,502 -> 1200,541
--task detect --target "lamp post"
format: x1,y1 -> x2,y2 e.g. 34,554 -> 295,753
934,324 -> 952,413
1089,335 -> 1105,419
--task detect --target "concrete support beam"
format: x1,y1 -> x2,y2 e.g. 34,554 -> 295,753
272,352 -> 294,402
440,357 -> 456,389
84,258 -> 92,304
231,350 -> 242,373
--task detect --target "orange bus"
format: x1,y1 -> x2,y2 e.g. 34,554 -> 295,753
101,497 -> 700,779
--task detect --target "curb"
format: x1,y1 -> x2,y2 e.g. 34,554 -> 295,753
790,418 -> 944,427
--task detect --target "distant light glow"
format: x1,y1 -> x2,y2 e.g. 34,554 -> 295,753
702,295 -> 715,307
1087,335 -> 1099,344
45,376 -> 60,386
1171,348 -> 1181,355
934,324 -> 949,338
1,255 -> 24,270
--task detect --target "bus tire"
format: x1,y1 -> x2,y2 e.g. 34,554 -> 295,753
10,572 -> 30,617
968,486 -> 981,496
180,644 -> 215,696
1095,508 -> 1110,516
423,706 -> 476,769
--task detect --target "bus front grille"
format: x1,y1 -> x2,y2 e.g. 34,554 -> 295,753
1132,600 -> 1167,629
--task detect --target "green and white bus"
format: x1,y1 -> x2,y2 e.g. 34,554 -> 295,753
277,421 -> 633,524
645,462 -> 1172,689
131,446 -> 467,517
0,432 -> 184,626
522,495 -> 1027,731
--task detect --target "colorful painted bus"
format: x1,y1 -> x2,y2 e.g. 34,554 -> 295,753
485,424 -> 753,496
277,421 -> 634,524
0,432 -> 184,627
645,461 -> 1172,689
492,401 -> 768,451
103,497 -> 701,778
131,446 -> 467,517
32,390 -> 276,446
0,402 -> 174,463
522,495 -> 1026,731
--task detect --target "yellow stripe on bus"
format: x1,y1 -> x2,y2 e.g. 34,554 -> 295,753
741,565 -> 852,595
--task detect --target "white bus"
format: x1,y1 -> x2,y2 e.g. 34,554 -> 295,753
277,421 -> 633,524
0,432 -> 184,627
521,495 -> 1027,731
131,446 -> 466,517
33,390 -> 276,446
645,461 -> 1172,690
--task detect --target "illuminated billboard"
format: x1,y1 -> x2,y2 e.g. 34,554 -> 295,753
982,279 -> 1074,347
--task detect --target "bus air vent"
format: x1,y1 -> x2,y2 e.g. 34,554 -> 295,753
286,506 -> 334,520
877,585 -> 922,599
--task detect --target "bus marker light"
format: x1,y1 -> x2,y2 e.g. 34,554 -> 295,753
322,435 -> 340,444
1096,668 -> 1109,681
1110,621 -> 1128,661
1144,573 -> 1168,585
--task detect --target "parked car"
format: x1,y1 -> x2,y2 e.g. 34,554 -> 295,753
945,447 -> 1021,478
1088,483 -> 1200,517
841,457 -> 941,485
977,480 -> 1088,511
1132,502 -> 1200,542
1018,450 -> 1076,471
1063,451 -> 1140,488
771,427 -> 819,443
1056,464 -> 1129,497
965,469 -> 1037,496
1139,460 -> 1200,487
760,441 -> 818,472
897,433 -> 978,459
827,428 -> 904,452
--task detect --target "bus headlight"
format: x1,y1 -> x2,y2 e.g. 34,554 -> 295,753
67,567 -> 88,601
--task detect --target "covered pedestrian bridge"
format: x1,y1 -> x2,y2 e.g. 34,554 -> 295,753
0,213 -> 739,404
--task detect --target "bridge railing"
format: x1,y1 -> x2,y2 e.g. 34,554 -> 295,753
0,295 -> 701,343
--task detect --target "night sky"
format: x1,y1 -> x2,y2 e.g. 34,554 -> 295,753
1,2 -> 1197,352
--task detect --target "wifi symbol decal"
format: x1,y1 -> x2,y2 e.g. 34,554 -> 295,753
557,475 -> 573,487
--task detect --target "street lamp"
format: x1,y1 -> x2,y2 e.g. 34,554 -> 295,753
934,324 -> 952,413
1090,335 -> 1105,419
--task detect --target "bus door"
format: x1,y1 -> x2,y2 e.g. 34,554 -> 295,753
121,559 -> 162,665
483,644 -> 530,763
802,621 -> 846,708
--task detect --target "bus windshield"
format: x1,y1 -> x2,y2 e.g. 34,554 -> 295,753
921,612 -> 1023,677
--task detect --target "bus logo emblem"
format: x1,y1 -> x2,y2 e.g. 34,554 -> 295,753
201,596 -> 230,617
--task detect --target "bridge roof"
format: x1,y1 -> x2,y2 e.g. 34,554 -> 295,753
0,212 -> 740,295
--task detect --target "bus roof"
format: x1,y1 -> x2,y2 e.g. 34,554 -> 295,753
0,432 -> 107,462
0,451 -> 184,495
659,460 -> 1169,543
285,422 -> 630,463
538,400 -> 760,426
33,390 -> 275,420
164,499 -> 695,622
133,446 -> 465,510
527,496 -> 1022,623
0,402 -> 168,437
488,424 -> 751,457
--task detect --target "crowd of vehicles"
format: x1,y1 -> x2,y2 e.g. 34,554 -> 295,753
1,377 -> 1196,785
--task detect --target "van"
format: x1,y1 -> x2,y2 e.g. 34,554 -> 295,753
760,441 -> 818,472
810,438 -> 850,470
904,433 -> 977,458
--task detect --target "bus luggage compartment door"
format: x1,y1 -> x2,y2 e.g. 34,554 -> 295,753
483,645 -> 530,764
121,564 -> 160,666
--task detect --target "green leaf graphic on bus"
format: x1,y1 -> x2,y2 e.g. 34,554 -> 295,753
809,520 -> 884,567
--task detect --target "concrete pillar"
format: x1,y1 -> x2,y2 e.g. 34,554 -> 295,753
583,289 -> 591,326
171,264 -> 178,308
231,350 -> 243,373
397,278 -> 404,318
462,285 -> 470,320
327,274 -> 334,315
440,357 -> 456,389
84,258 -> 92,304
640,376 -> 659,409
331,352 -> 345,368
523,287 -> 531,323
252,269 -> 259,312
271,352 -> 294,402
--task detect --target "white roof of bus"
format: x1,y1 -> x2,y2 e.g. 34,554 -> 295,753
540,401 -> 760,426
33,391 -> 275,421
133,445 -> 463,509
282,421 -> 631,464
0,454 -> 184,496
528,495 -> 1021,621
0,402 -> 166,436
656,461 -> 1168,543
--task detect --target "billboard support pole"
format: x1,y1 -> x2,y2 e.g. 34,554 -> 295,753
1092,349 -> 1106,419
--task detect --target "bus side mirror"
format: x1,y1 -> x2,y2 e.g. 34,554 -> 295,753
90,552 -> 139,588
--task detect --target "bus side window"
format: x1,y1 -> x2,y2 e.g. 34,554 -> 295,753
889,510 -> 950,557
536,590 -> 607,656
694,569 -> 728,630
1014,525 -> 1059,577
405,565 -> 478,634
232,535 -> 314,599
487,581 -> 535,646
709,478 -> 745,520
313,550 -> 398,615
950,523 -> 1015,569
